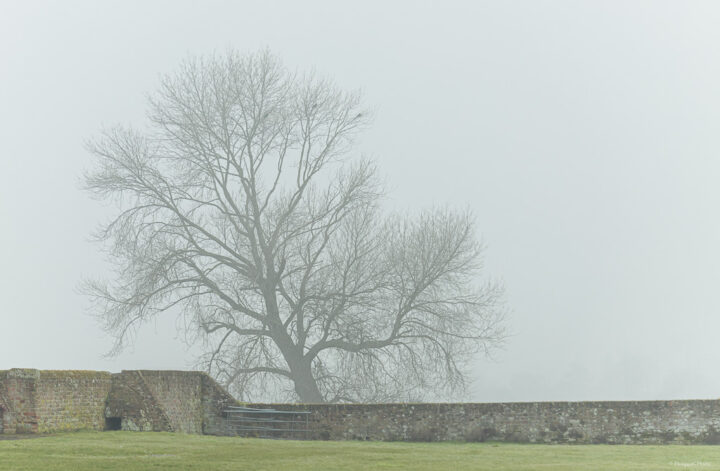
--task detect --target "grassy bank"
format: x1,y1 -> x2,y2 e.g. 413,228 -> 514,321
2,432 -> 720,470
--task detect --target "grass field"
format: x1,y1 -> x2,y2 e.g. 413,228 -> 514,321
2,432 -> 720,470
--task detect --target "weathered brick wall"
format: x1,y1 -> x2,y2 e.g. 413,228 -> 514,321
0,374 -> 6,434
0,369 -> 234,435
0,369 -> 230,435
35,371 -> 112,433
201,374 -> 239,435
248,401 -> 720,444
105,370 -> 172,432
8,367 -> 720,444
0,369 -> 112,434
136,371 -> 203,434
0,369 -> 40,434
105,370 -> 236,434
0,370 -> 9,434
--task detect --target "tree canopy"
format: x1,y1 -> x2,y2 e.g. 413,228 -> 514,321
84,50 -> 506,402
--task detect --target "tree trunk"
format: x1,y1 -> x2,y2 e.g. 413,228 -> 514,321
262,287 -> 325,402
290,362 -> 324,403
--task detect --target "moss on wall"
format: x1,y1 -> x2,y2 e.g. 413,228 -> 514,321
8,368 -> 720,444
0,369 -> 237,436
35,370 -> 112,433
246,401 -> 720,444
137,371 -> 204,434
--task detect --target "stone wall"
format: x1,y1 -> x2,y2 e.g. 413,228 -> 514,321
0,369 -> 236,435
0,369 -> 112,434
201,373 -> 239,435
6,368 -> 720,444
35,370 -> 112,433
0,369 -> 39,434
248,400 -> 720,444
129,371 -> 204,434
104,370 -> 237,434
105,370 -> 173,432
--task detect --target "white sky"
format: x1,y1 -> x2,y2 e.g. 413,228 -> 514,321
2,0 -> 720,402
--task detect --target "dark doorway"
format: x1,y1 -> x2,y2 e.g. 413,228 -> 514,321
0,409 -> 4,434
104,417 -> 121,431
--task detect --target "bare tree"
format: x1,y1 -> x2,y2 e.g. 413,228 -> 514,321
84,50 -> 506,403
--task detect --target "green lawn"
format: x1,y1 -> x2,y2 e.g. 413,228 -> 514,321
2,432 -> 720,470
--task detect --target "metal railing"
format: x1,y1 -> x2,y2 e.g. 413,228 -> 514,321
224,405 -> 311,439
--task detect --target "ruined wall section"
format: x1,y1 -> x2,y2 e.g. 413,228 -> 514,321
200,374 -> 238,435
105,371 -> 172,432
0,369 -> 234,435
29,368 -> 720,444
35,371 -> 112,433
104,370 -> 235,434
0,372 -> 7,434
0,369 -> 112,434
0,369 -> 39,434
135,371 -> 203,434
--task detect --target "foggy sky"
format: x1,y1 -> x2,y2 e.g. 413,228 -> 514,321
2,0 -> 720,402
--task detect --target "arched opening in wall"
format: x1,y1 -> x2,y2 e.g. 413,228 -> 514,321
104,417 -> 121,431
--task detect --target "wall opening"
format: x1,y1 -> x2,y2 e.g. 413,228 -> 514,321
104,417 -> 121,431
0,409 -> 4,434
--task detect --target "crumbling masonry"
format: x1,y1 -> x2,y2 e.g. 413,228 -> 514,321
4,368 -> 720,444
0,369 -> 236,435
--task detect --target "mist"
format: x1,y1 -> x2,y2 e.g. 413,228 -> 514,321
2,0 -> 720,402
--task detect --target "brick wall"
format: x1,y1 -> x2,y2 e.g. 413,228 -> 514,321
201,374 -> 239,435
0,369 -> 39,434
135,371 -> 204,434
247,401 -> 720,444
105,370 -> 172,432
35,371 -> 112,433
9,368 -> 720,444
0,369 -> 112,434
0,369 -> 235,435
104,370 -> 236,434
